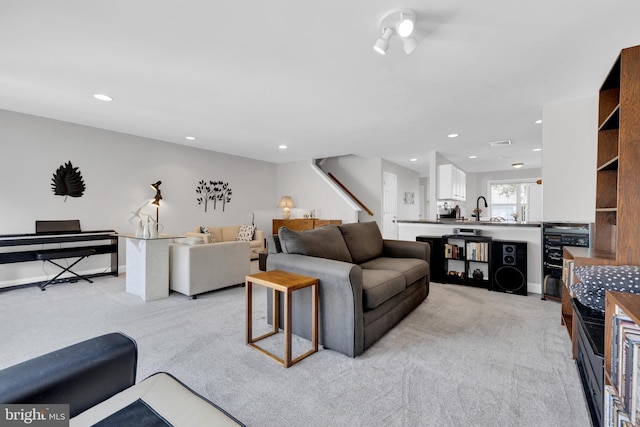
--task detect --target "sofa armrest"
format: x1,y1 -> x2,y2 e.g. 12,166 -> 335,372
383,239 -> 430,262
266,253 -> 365,357
0,332 -> 137,418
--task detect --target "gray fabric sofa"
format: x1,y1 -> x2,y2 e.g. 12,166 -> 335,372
266,221 -> 430,358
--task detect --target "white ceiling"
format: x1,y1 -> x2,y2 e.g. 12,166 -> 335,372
2,1 -> 640,176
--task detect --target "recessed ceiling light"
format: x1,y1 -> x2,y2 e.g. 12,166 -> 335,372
409,158 -> 418,162
469,155 -> 477,159
512,163 -> 524,168
535,119 -> 542,124
532,148 -> 542,152
278,145 -> 288,150
93,94 -> 113,102
185,136 -> 196,141
488,140 -> 512,146
448,133 -> 459,138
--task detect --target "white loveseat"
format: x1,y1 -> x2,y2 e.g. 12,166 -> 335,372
169,239 -> 250,299
185,225 -> 265,259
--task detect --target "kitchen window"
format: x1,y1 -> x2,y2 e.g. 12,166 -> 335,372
489,180 -> 541,222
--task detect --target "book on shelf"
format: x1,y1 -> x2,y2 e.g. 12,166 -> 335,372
465,242 -> 488,262
613,313 -> 635,389
631,344 -> 640,424
444,243 -> 465,260
609,309 -> 640,426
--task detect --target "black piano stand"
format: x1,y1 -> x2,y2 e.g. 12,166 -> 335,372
35,248 -> 97,290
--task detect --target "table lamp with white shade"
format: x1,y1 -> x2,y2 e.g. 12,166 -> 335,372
278,196 -> 295,219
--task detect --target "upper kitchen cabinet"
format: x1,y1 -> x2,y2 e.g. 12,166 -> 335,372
438,164 -> 466,201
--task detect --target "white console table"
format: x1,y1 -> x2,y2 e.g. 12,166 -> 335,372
119,234 -> 178,301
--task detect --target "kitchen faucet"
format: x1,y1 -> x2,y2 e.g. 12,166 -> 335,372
476,196 -> 488,221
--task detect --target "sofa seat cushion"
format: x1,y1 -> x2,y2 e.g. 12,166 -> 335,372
278,226 -> 352,263
360,257 -> 428,287
338,222 -> 384,264
361,269 -> 406,310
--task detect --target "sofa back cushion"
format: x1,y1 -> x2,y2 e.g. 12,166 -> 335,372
278,225 -> 352,263
220,225 -> 240,242
338,221 -> 384,264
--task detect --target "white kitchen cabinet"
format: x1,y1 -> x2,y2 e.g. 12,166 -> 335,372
438,164 -> 466,201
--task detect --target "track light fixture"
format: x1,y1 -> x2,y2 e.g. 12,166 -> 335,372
373,9 -> 418,55
402,37 -> 418,55
373,28 -> 394,55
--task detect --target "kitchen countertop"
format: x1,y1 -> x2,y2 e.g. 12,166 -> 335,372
395,219 -> 541,228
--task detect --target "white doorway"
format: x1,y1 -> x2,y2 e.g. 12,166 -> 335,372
382,172 -> 397,239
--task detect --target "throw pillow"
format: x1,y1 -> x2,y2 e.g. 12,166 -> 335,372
570,265 -> 640,312
199,226 -> 210,234
237,225 -> 256,241
278,226 -> 352,263
338,221 -> 384,264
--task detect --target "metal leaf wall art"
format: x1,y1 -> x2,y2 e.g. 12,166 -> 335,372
196,179 -> 232,212
51,161 -> 86,201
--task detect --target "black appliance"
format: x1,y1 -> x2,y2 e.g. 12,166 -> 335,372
415,235 -> 444,283
491,240 -> 527,295
571,299 -> 604,427
541,222 -> 591,300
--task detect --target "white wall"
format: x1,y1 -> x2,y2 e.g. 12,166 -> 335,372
382,159 -> 420,221
276,161 -> 359,224
309,156 -> 421,224
317,155 -> 380,223
542,96 -> 598,222
426,151 -> 454,220
0,109 -> 277,286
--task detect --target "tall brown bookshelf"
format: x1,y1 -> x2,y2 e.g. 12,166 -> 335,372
560,45 -> 640,427
594,45 -> 640,263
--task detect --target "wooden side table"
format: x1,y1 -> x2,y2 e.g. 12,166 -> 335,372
245,270 -> 318,367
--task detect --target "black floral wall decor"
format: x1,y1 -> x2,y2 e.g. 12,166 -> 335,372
51,161 -> 86,201
196,179 -> 232,212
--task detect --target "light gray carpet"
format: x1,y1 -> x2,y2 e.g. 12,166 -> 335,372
0,262 -> 591,427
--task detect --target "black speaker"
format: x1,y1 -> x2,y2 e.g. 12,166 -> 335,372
491,240 -> 527,295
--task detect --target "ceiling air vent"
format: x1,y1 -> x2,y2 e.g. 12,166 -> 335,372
488,140 -> 512,147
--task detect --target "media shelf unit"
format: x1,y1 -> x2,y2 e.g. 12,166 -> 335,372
442,235 -> 491,288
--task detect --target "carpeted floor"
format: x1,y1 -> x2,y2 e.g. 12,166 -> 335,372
0,262 -> 591,426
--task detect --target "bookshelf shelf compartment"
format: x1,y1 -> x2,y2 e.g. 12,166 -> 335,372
443,235 -> 491,289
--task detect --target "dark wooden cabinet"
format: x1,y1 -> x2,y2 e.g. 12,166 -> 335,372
272,219 -> 341,235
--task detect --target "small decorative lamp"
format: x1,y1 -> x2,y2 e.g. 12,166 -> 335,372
150,181 -> 162,227
278,196 -> 295,219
